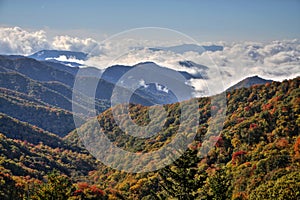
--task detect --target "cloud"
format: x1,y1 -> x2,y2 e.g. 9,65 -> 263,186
191,40 -> 300,90
72,38 -> 300,95
45,55 -> 85,64
52,35 -> 103,55
0,27 -> 104,56
0,27 -> 50,55
185,78 -> 210,97
155,83 -> 169,93
138,79 -> 149,88
264,51 -> 299,65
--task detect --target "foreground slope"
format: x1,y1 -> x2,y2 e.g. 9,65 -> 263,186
65,77 -> 300,199
0,76 -> 299,199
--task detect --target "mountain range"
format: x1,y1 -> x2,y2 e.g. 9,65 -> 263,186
28,50 -> 88,67
148,44 -> 223,54
0,50 -> 276,135
1,49 -> 298,199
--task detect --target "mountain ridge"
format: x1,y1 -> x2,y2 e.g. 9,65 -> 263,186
28,50 -> 88,61
227,75 -> 273,91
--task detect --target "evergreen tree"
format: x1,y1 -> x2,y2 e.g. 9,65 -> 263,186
30,170 -> 74,200
208,167 -> 232,200
158,148 -> 206,199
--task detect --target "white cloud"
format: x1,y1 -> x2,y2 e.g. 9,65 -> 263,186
52,35 -> 103,55
191,39 -> 300,90
155,83 -> 169,93
185,78 -> 210,97
0,27 -> 104,56
264,51 -> 299,65
0,27 -> 50,55
138,79 -> 149,88
45,55 -> 85,64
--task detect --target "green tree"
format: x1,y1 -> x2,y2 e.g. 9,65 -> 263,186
31,170 -> 74,200
158,149 -> 206,200
208,167 -> 232,200
249,171 -> 300,200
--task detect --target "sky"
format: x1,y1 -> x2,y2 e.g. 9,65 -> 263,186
0,0 -> 299,41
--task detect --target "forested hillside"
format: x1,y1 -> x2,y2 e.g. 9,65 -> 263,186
70,77 -> 300,199
0,88 -> 86,137
0,76 -> 298,199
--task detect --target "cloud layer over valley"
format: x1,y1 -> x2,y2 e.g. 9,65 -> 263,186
1,26 -> 299,96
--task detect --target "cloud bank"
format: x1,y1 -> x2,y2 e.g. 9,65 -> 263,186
52,35 -> 103,55
0,26 -> 299,96
0,27 -> 103,55
0,27 -> 49,55
85,39 -> 300,94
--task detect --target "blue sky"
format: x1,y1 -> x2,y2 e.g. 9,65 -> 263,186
0,0 -> 299,41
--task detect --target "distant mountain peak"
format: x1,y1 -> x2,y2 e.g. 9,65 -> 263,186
29,50 -> 88,61
243,75 -> 272,82
148,44 -> 223,54
179,60 -> 209,69
227,75 -> 273,91
133,61 -> 158,66
28,50 -> 88,67
178,60 -> 209,79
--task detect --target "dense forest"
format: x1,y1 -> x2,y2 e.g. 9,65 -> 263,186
0,75 -> 299,199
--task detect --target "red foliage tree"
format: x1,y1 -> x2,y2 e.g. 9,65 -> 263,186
294,136 -> 300,157
232,151 -> 247,165
249,123 -> 258,129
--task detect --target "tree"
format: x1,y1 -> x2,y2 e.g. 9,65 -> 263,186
249,171 -> 300,200
30,170 -> 74,200
72,182 -> 107,200
0,171 -> 24,200
158,148 -> 206,200
208,167 -> 232,200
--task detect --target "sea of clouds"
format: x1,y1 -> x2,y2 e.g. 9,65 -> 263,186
0,26 -> 299,96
